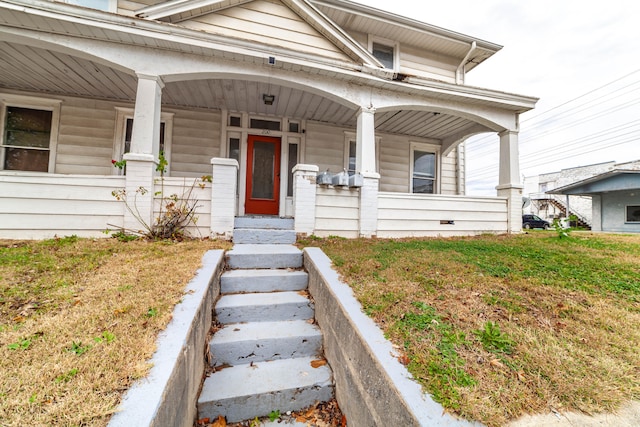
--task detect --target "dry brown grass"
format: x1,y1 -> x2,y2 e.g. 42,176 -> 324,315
299,232 -> 640,427
0,236 -> 230,426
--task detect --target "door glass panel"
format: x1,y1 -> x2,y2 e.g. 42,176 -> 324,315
251,141 -> 275,199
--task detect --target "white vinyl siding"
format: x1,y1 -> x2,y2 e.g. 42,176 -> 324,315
399,44 -> 458,83
179,0 -> 351,62
304,121 -> 345,173
167,109 -> 221,177
377,193 -> 508,238
0,173 -> 125,239
315,186 -> 359,238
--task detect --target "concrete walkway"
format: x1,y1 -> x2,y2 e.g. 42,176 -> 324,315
508,401 -> 640,427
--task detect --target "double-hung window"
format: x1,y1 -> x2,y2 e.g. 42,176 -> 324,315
411,144 -> 439,194
1,95 -> 61,173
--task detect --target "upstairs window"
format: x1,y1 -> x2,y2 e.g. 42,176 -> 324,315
372,42 -> 395,69
62,0 -> 116,12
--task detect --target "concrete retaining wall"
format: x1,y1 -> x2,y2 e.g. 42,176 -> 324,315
108,249 -> 225,427
304,247 -> 480,427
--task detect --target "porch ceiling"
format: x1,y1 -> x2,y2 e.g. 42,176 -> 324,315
0,40 -> 488,141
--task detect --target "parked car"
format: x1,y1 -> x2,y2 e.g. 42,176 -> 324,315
522,214 -> 550,230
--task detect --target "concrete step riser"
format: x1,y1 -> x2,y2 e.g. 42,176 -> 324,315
216,302 -> 314,324
210,332 -> 323,366
233,229 -> 296,245
215,292 -> 314,324
226,253 -> 302,269
197,358 -> 333,423
234,217 -> 294,230
221,270 -> 308,294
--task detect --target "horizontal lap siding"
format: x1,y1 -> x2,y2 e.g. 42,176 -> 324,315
57,97 -> 119,175
441,151 -> 458,194
377,193 -> 508,237
315,187 -> 359,238
0,174 -> 125,239
400,45 -> 457,84
181,0 -> 351,62
305,122 -> 345,173
379,134 -> 409,193
169,109 -> 221,177
153,178 -> 212,238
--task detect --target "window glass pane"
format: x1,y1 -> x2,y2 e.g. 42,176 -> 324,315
372,42 -> 394,69
289,122 -> 299,133
287,143 -> 298,197
251,141 -> 275,199
4,147 -> 49,172
414,150 -> 435,178
348,140 -> 356,176
627,205 -> 640,222
229,138 -> 240,162
250,118 -> 281,131
229,116 -> 241,127
412,177 -> 434,194
5,107 -> 52,148
413,150 -> 435,194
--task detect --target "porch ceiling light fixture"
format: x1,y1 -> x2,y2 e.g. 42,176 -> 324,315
263,94 -> 275,105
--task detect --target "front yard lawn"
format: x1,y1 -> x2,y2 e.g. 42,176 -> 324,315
298,232 -> 640,427
0,236 -> 229,426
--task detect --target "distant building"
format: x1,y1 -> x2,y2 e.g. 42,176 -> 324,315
523,160 -> 640,229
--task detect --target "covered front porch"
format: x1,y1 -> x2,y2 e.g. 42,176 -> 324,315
0,2 -> 535,239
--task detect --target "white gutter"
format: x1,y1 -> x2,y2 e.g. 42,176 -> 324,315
456,41 -> 476,84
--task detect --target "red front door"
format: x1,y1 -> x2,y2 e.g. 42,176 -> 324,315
245,135 -> 281,215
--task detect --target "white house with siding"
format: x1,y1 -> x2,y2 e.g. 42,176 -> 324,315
0,0 -> 537,239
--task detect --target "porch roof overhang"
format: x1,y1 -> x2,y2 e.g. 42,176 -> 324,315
0,0 -> 537,146
547,170 -> 640,195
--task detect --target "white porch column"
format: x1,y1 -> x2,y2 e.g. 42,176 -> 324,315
210,158 -> 238,239
360,172 -> 380,238
293,164 -> 319,236
129,74 -> 164,157
496,130 -> 524,233
122,74 -> 164,232
355,106 -> 377,174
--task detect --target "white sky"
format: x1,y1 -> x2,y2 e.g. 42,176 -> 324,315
353,0 -> 640,194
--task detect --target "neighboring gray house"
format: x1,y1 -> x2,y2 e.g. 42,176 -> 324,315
549,169 -> 640,233
523,160 -> 640,229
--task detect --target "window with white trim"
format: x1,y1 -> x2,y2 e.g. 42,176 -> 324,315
369,36 -> 398,71
411,144 -> 439,194
626,205 -> 640,223
113,108 -> 173,175
0,95 -> 61,173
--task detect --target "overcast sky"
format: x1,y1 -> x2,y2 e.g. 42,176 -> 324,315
354,0 -> 640,194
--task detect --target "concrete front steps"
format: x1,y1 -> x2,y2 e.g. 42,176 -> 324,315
233,217 -> 296,245
197,239 -> 334,423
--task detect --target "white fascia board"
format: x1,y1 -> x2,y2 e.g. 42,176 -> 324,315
311,0 -> 502,52
136,0 -> 253,21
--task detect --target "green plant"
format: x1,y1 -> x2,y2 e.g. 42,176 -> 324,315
8,338 -> 31,351
552,218 -> 571,238
268,410 -> 281,422
146,307 -> 158,318
475,321 -> 515,354
67,341 -> 91,356
110,151 -> 206,240
54,368 -> 78,384
94,331 -> 116,344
